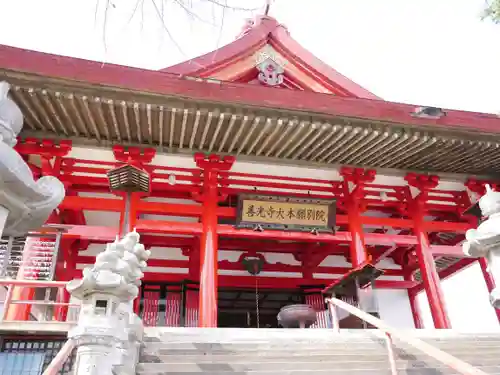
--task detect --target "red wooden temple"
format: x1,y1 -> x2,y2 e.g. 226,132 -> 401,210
1,14 -> 499,330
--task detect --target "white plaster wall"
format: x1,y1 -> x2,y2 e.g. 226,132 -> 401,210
375,289 -> 415,329
417,263 -> 500,331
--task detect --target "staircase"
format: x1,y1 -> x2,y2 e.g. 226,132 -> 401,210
138,328 -> 500,375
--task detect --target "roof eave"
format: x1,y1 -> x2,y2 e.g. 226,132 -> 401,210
0,45 -> 499,135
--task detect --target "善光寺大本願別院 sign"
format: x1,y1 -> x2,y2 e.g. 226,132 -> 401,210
236,194 -> 336,233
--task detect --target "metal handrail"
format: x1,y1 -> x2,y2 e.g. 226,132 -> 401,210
326,297 -> 488,375
41,339 -> 75,375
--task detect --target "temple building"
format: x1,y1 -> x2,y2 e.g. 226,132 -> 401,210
1,13 -> 500,334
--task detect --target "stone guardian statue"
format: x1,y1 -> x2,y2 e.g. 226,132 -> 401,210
0,81 -> 65,237
463,184 -> 500,308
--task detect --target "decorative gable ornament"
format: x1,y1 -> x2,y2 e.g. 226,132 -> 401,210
257,58 -> 284,86
254,45 -> 287,87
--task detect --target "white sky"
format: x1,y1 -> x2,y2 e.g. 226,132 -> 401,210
0,0 -> 499,329
0,0 -> 499,114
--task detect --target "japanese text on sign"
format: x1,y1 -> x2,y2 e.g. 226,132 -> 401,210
240,200 -> 330,227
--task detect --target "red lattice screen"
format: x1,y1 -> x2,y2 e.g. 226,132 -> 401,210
185,289 -> 199,327
142,290 -> 160,327
165,292 -> 181,327
305,293 -> 328,328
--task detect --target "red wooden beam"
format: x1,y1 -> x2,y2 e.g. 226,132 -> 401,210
75,256 -> 404,276
59,196 -> 123,212
217,224 -> 351,242
135,220 -> 202,235
72,270 -> 416,289
56,191 -> 471,232
364,233 -> 417,246
137,201 -> 236,218
422,221 -> 472,233
37,225 -> 118,241
35,223 -> 468,259
77,256 -> 188,268
137,201 -> 202,217
429,245 -> 464,257
361,216 -> 413,228
218,225 -> 421,246
362,216 -> 472,233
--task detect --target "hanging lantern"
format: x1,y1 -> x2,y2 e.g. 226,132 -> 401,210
241,254 -> 264,275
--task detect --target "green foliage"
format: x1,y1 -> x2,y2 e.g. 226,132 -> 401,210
484,0 -> 500,23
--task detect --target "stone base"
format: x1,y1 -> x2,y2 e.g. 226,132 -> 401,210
0,206 -> 8,238
490,287 -> 500,309
73,344 -> 115,375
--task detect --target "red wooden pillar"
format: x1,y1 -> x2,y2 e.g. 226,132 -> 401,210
118,192 -> 142,314
406,274 -> 423,328
479,257 -> 500,323
53,240 -> 78,321
195,154 -> 234,328
111,145 -> 157,316
341,168 -> 376,268
408,291 -> 423,329
341,168 -> 377,315
347,200 -> 368,267
406,174 -> 451,329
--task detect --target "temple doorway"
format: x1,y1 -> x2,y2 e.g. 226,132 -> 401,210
139,282 -> 329,328
218,288 -> 303,328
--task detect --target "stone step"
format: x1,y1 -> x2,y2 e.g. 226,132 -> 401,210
143,327 -> 500,336
142,340 -> 500,353
137,371 -> 394,375
142,342 -> 385,352
139,350 -> 500,364
143,333 -> 500,343
137,359 -> 500,372
139,329 -> 500,375
136,366 -> 500,375
142,335 -> 387,344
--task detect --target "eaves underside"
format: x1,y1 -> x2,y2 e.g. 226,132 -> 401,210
5,73 -> 500,177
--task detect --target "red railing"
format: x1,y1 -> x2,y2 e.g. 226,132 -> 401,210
0,279 -> 79,324
41,339 -> 76,375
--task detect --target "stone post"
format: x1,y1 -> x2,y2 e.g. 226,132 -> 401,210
67,230 -> 150,375
0,206 -> 8,239
463,185 -> 500,308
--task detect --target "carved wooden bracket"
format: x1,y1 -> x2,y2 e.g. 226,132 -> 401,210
15,137 -> 72,158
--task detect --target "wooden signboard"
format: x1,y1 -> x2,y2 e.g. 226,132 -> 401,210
236,194 -> 336,233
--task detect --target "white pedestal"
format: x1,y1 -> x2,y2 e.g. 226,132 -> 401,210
487,250 -> 500,308
0,206 -> 8,238
73,344 -> 116,375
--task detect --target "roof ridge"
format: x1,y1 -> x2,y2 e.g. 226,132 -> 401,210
160,15 -> 379,99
